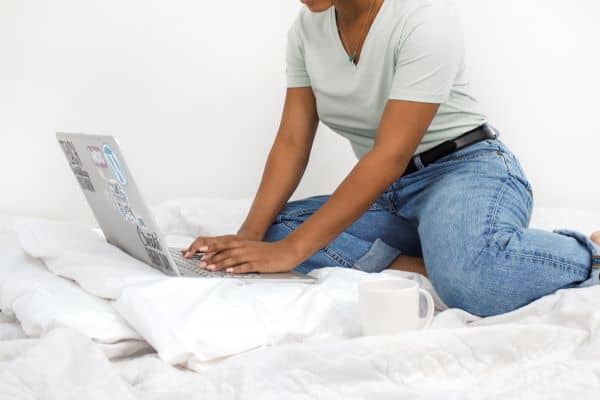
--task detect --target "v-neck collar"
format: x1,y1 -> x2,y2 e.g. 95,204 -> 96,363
330,0 -> 389,70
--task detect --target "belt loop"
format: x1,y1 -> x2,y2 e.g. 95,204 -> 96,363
413,154 -> 425,170
488,124 -> 500,139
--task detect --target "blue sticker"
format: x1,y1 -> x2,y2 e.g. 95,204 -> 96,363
102,144 -> 128,186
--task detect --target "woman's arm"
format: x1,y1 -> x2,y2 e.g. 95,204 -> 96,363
189,99 -> 439,274
283,99 -> 439,260
237,87 -> 319,240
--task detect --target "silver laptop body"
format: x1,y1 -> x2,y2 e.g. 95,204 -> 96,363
56,132 -> 316,284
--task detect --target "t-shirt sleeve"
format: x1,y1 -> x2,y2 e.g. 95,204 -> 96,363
285,17 -> 311,88
388,4 -> 464,103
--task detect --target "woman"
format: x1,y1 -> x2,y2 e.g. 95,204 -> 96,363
184,0 -> 600,317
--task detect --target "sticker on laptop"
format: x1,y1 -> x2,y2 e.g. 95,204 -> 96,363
102,144 -> 128,186
106,180 -> 139,224
87,146 -> 107,168
59,140 -> 95,192
87,145 -> 112,180
136,225 -> 170,271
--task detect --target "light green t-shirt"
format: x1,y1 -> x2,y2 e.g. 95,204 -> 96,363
286,0 -> 488,158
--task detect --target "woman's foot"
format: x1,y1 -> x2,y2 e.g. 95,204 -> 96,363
591,231 -> 600,246
591,231 -> 600,268
387,254 -> 428,277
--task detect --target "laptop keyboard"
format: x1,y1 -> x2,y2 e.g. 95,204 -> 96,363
168,248 -> 261,279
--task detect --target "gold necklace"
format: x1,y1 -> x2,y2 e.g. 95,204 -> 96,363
336,0 -> 379,64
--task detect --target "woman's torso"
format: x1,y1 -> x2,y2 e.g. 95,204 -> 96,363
288,0 -> 488,158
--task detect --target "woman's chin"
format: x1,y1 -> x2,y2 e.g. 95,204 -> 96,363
300,0 -> 333,13
306,5 -> 332,13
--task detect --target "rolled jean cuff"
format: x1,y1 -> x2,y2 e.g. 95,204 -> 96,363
353,238 -> 403,273
553,228 -> 600,266
553,228 -> 600,288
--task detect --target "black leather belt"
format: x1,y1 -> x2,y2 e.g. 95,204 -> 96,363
401,124 -> 498,177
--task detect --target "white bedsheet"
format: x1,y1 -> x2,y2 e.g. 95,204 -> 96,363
0,222 -> 151,359
1,201 -> 599,398
1,311 -> 599,399
11,214 -> 447,368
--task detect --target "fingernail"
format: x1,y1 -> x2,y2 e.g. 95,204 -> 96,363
207,264 -> 215,270
183,252 -> 190,258
200,255 -> 206,261
199,246 -> 208,251
226,268 -> 234,273
198,261 -> 206,268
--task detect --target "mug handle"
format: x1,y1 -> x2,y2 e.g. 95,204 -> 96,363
418,288 -> 435,329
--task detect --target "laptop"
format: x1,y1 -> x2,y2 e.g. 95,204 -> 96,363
56,132 -> 316,284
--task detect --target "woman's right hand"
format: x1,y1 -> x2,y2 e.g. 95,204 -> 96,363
182,228 -> 264,260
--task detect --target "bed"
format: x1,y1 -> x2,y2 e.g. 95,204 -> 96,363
1,198 -> 599,399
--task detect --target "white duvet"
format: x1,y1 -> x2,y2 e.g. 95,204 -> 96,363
1,200 -> 600,399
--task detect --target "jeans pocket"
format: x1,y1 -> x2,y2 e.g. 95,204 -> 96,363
496,149 -> 534,198
279,195 -> 383,222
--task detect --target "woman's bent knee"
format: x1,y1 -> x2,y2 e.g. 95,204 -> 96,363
263,220 -> 296,243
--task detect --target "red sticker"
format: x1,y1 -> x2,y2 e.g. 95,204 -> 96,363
88,146 -> 108,168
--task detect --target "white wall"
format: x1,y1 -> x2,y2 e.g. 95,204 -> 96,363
1,0 -> 599,223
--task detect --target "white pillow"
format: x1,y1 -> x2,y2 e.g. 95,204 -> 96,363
0,225 -> 149,358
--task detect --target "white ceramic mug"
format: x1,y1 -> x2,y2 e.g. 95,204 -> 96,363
358,278 -> 435,336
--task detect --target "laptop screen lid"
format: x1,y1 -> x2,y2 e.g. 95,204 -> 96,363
56,132 -> 182,276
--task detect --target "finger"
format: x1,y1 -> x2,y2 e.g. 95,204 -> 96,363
185,235 -> 236,257
184,238 -> 209,258
200,251 -> 217,261
204,238 -> 245,254
208,247 -> 244,265
225,263 -> 257,274
205,249 -> 247,271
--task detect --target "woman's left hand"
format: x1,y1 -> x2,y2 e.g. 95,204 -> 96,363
184,236 -> 302,274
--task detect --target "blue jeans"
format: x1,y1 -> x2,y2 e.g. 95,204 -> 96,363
264,137 -> 600,317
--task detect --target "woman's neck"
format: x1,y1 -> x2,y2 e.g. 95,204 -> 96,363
333,0 -> 380,25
